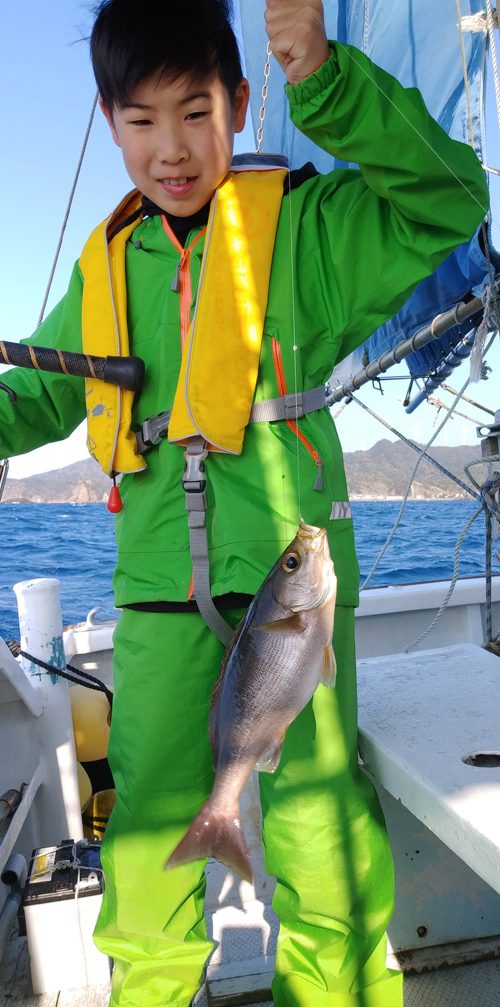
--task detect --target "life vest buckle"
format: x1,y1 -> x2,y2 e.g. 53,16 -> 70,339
182,439 -> 208,494
283,391 -> 305,420
136,409 -> 171,455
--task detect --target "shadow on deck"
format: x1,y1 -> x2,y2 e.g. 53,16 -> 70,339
2,925 -> 500,1007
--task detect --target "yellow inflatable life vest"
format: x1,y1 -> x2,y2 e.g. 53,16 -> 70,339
80,190 -> 146,476
79,157 -> 287,475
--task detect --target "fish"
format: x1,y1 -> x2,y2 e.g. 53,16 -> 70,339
164,521 -> 337,883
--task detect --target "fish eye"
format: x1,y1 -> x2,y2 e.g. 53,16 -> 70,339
281,552 -> 300,573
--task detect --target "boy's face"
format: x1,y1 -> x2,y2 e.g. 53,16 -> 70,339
101,71 -> 250,216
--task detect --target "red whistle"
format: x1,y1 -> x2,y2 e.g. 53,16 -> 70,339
107,482 -> 123,513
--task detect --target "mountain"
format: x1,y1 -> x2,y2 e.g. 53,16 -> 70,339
1,458 -> 111,504
0,440 -> 490,503
342,439 -> 488,500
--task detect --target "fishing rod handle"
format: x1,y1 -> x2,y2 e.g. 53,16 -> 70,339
0,340 -> 144,392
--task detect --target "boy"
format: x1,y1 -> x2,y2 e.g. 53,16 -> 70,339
0,0 -> 488,1004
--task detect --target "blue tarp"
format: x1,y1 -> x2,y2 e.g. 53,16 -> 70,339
239,0 -> 496,388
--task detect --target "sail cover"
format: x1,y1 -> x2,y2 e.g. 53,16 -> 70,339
239,0 -> 497,393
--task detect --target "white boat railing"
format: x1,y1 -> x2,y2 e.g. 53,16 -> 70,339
0,579 -> 82,959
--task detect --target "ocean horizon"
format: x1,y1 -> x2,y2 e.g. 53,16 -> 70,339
1,499 -> 498,642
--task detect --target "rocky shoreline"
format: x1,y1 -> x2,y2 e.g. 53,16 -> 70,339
0,439 -> 489,504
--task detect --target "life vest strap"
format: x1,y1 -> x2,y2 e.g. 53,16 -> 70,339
249,385 -> 330,422
135,383 -> 332,455
182,438 -> 234,645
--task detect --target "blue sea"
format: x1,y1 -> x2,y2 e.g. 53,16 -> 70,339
0,500 -> 498,642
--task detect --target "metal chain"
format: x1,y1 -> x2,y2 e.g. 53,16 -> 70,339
403,503 -> 483,652
256,42 -> 272,154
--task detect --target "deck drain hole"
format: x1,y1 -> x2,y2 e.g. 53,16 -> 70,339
463,752 -> 500,768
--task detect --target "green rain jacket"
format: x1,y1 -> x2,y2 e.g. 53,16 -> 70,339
0,44 -> 489,610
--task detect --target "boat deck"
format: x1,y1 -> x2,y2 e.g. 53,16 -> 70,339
2,929 -> 500,1007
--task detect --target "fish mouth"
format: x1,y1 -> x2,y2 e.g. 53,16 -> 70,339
297,522 -> 330,558
297,522 -> 327,549
298,521 -> 325,538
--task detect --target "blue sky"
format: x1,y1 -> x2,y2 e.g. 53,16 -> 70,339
0,1 -> 499,478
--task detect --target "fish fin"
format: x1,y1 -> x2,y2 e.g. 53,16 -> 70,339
253,613 -> 307,635
164,799 -> 253,884
322,643 -> 337,687
255,735 -> 285,774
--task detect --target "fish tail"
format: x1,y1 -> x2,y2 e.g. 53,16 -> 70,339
164,799 -> 253,884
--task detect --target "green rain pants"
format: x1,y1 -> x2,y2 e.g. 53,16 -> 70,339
93,606 -> 403,1007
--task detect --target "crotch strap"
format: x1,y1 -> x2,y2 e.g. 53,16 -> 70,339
182,437 -> 234,645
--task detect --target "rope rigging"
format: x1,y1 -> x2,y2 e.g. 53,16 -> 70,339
441,383 -> 496,415
350,391 -> 483,515
427,394 -> 486,427
350,330 -> 500,650
6,639 -> 113,711
403,464 -> 500,653
37,93 -> 99,327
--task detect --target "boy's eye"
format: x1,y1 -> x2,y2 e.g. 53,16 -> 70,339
130,118 -> 152,127
185,111 -> 208,121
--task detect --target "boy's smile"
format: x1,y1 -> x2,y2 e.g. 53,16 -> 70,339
101,72 -> 249,217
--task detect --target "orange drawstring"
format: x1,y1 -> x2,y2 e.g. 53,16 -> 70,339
161,216 -> 206,348
271,338 -> 323,476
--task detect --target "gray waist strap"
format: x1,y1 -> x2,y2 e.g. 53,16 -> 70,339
136,384 -> 330,454
249,386 -> 329,422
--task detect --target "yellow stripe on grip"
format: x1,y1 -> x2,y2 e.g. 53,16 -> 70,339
28,346 -> 41,370
57,350 -> 70,375
86,355 -> 97,380
0,342 -> 11,365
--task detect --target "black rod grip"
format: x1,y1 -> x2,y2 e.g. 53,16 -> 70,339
0,341 -> 144,392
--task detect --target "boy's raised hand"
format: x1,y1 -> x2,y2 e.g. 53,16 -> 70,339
265,0 -> 329,84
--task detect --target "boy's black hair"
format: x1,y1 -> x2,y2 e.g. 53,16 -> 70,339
91,0 -> 244,110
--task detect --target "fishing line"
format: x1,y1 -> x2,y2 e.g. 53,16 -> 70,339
255,40 -> 291,534
257,37 -> 303,531
286,132 -> 303,525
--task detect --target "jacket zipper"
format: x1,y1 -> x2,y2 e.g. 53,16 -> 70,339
271,338 -> 324,491
161,216 -> 206,349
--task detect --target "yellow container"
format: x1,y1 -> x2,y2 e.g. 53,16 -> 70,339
82,789 -> 116,840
